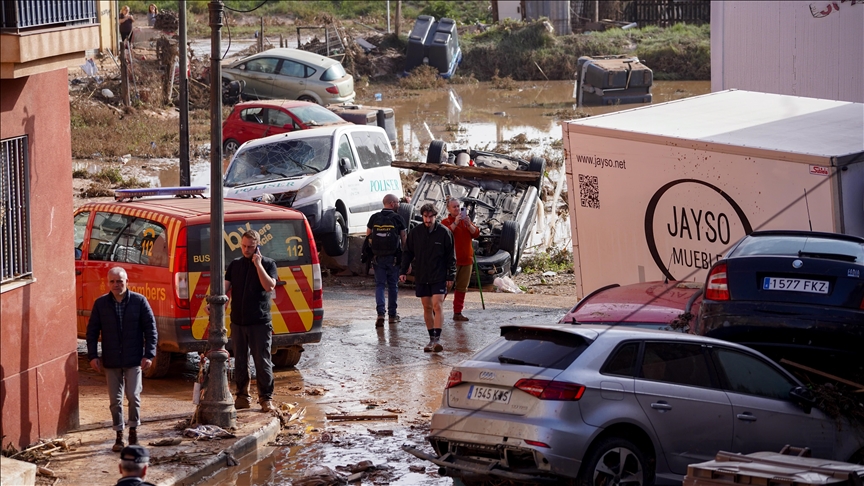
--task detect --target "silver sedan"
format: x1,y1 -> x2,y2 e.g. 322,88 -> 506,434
404,325 -> 864,485
222,48 -> 355,105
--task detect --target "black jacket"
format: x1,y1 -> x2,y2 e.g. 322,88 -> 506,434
400,221 -> 456,284
225,255 -> 278,326
86,291 -> 158,369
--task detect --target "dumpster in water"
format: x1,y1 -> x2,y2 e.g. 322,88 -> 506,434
404,15 -> 462,78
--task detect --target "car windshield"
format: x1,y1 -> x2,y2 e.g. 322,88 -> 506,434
732,235 -> 864,263
472,328 -> 590,370
290,104 -> 345,126
320,63 -> 346,81
225,136 -> 332,187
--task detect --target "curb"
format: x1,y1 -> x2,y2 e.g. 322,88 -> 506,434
158,417 -> 281,486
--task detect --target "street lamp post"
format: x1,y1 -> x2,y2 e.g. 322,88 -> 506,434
195,0 -> 236,428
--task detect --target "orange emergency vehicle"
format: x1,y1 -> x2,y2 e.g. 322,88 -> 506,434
73,187 -> 323,378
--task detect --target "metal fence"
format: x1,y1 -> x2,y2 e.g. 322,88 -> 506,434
1,0 -> 97,30
1,136 -> 32,286
629,0 -> 710,25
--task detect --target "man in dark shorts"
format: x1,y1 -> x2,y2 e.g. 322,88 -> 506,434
400,203 -> 455,352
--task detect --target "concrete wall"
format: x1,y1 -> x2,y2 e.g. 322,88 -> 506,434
0,69 -> 79,449
711,1 -> 864,102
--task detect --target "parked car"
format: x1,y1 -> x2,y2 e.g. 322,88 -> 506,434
399,141 -> 544,285
223,125 -> 404,257
560,280 -> 703,331
222,48 -> 355,105
696,230 -> 864,375
403,324 -> 864,485
73,187 -> 323,378
223,100 -> 350,154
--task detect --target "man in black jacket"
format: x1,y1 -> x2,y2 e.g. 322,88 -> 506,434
87,267 -> 158,452
399,203 -> 455,352
366,194 -> 407,327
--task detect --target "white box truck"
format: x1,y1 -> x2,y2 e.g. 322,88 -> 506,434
562,90 -> 864,297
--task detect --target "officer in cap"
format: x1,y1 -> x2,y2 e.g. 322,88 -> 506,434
117,445 -> 155,486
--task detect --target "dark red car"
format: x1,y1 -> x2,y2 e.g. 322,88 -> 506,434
222,100 -> 349,154
559,280 -> 704,332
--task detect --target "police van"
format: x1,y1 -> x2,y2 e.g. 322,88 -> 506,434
223,125 -> 403,257
73,187 -> 323,378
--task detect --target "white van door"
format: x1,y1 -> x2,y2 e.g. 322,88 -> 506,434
347,129 -> 402,232
334,133 -> 368,233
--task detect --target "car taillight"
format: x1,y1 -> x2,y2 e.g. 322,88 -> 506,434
860,295 -> 864,310
514,379 -> 585,401
705,263 -> 729,301
174,227 -> 189,309
325,86 -> 339,94
446,370 -> 462,389
523,440 -> 551,448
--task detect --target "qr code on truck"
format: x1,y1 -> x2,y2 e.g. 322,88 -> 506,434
579,174 -> 599,209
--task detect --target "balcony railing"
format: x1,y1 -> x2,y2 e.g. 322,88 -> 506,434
1,0 -> 97,31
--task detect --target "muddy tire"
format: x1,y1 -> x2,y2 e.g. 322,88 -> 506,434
427,140 -> 447,164
298,95 -> 318,104
272,345 -> 303,368
500,220 -> 519,274
577,436 -> 650,486
397,202 -> 415,230
321,211 -> 348,256
528,156 -> 546,190
224,138 -> 240,155
143,349 -> 172,379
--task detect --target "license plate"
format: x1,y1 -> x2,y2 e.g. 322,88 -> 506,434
466,385 -> 512,404
763,277 -> 829,294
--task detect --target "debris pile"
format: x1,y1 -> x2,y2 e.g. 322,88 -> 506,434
153,9 -> 179,32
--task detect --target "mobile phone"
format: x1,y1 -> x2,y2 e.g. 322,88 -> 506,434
460,208 -> 467,217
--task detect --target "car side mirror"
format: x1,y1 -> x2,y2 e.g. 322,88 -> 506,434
339,157 -> 355,175
789,386 -> 815,414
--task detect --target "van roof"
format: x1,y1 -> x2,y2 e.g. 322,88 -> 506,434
564,90 -> 864,161
76,197 -> 304,221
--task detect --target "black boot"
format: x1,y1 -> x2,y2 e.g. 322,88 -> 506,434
112,430 -> 125,452
128,427 -> 138,445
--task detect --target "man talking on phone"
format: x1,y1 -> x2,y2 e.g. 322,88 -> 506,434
225,230 -> 278,413
441,198 -> 480,321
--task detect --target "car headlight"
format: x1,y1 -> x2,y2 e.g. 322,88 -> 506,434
296,179 -> 323,200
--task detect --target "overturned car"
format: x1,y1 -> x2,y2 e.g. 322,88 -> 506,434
394,141 -> 544,285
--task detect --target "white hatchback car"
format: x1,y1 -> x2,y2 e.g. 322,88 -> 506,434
222,48 -> 355,105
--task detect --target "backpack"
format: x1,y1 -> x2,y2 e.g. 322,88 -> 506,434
369,211 -> 402,257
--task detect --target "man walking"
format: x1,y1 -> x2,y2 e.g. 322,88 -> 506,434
366,194 -> 407,326
226,230 -> 278,413
441,198 -> 480,321
400,203 -> 455,352
87,267 -> 158,452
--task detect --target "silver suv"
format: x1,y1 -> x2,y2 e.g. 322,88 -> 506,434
404,325 -> 864,485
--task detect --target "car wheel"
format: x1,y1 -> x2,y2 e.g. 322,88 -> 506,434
500,220 -> 519,274
849,448 -> 864,465
577,437 -> 650,486
298,95 -> 318,104
224,138 -> 240,155
427,140 -> 447,164
397,202 -> 415,230
143,349 -> 172,379
528,156 -> 546,190
321,211 -> 348,256
272,345 -> 303,368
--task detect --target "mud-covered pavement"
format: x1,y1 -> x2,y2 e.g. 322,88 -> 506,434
201,282 -> 570,485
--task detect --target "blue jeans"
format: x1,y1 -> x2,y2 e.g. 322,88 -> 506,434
373,255 -> 400,317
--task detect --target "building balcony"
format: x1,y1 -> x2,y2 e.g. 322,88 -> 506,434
1,0 -> 99,79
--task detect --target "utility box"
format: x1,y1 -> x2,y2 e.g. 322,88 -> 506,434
404,15 -> 462,78
684,450 -> 864,486
327,104 -> 397,144
574,55 -> 653,106
562,90 -> 864,297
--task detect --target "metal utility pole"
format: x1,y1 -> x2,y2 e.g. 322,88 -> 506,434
395,1 -> 402,37
179,0 -> 190,186
196,0 -> 236,429
386,1 -> 390,33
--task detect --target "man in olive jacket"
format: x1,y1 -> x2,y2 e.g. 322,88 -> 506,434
87,267 -> 158,453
